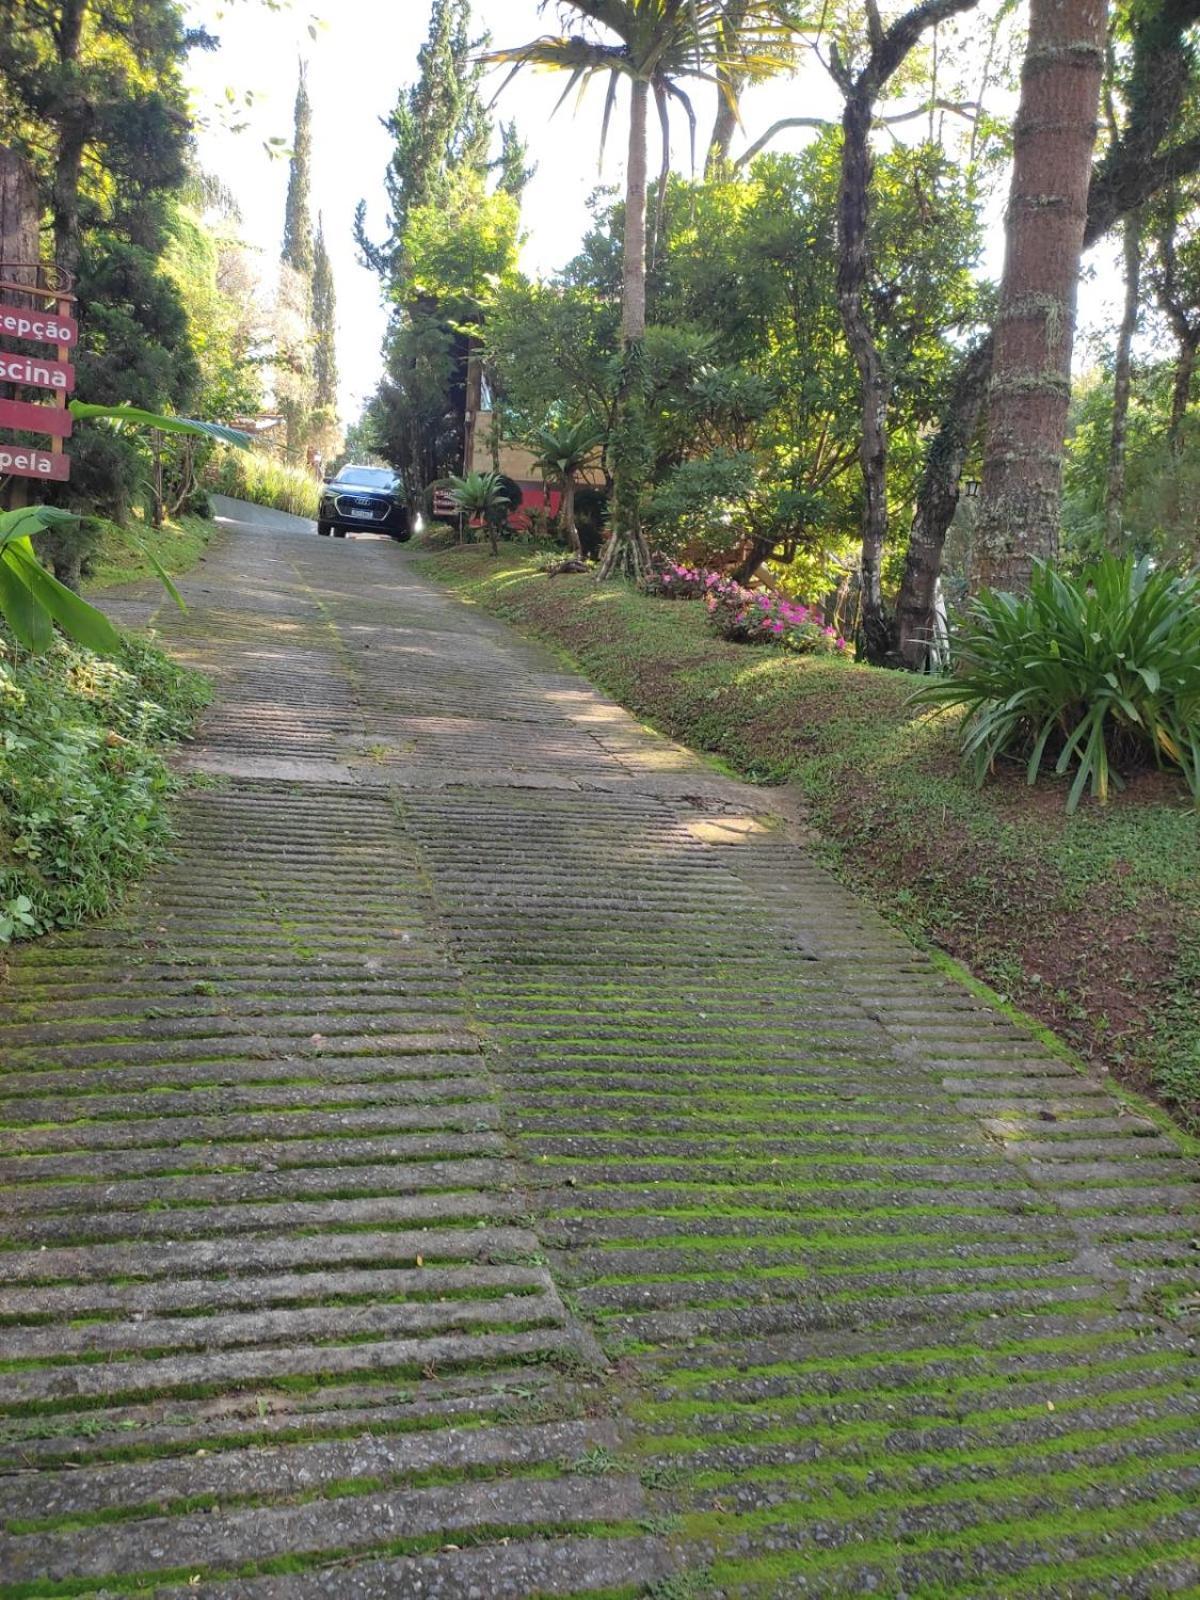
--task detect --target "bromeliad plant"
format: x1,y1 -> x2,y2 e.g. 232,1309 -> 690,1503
447,472 -> 515,557
913,556 -> 1200,811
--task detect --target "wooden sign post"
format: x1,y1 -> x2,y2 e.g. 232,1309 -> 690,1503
0,147 -> 77,495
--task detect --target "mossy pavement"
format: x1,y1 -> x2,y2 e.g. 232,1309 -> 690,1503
0,499 -> 1196,1597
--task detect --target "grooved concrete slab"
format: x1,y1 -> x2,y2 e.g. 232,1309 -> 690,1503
0,502 -> 1196,1598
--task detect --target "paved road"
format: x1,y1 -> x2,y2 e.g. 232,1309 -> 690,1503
1,502 -> 1197,1598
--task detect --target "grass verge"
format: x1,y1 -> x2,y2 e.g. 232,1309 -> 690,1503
417,546 -> 1200,1130
84,512 -> 222,592
205,446 -> 321,520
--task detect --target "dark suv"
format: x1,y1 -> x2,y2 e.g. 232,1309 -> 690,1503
318,466 -> 410,540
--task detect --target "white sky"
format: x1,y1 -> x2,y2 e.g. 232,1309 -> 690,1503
184,1 -> 1120,426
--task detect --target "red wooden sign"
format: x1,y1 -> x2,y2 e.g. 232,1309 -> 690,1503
0,305 -> 78,349
0,351 -> 74,392
0,444 -> 70,482
0,397 -> 72,439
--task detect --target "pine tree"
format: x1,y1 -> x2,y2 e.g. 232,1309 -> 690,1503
358,0 -> 508,510
282,63 -> 314,279
355,0 -> 489,281
312,215 -> 338,411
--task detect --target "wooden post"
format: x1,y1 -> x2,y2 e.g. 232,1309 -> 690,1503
0,148 -> 39,512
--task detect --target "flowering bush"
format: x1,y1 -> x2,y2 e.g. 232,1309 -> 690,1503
706,579 -> 848,655
639,561 -> 725,600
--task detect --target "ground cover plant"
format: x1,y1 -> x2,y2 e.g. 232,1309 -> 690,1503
0,628 -> 209,945
420,544 -> 1200,1130
85,512 -> 221,592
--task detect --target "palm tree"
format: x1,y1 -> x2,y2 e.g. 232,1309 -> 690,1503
488,1 -> 796,579
448,470 -> 514,556
527,416 -> 605,556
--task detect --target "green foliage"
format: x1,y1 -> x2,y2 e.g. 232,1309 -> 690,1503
1064,366 -> 1200,569
486,276 -> 620,442
85,514 -> 218,593
0,509 -> 120,656
0,629 -> 209,944
525,415 -> 605,494
446,471 -> 516,555
162,202 -> 264,425
361,2 -> 521,511
915,557 -> 1200,811
206,448 -> 321,519
404,169 -> 520,323
448,470 -> 513,528
71,235 -> 202,523
356,0 -> 490,278
491,143 -> 984,582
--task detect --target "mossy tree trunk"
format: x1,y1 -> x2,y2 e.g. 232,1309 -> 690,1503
894,337 -> 992,669
973,0 -> 1107,592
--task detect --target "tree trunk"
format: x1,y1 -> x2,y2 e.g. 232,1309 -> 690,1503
973,0 -> 1107,593
559,471 -> 582,557
731,534 -> 775,586
1105,211 -> 1141,540
705,0 -> 750,176
837,91 -> 892,661
894,337 -> 992,669
1168,334 -> 1197,453
599,76 -> 652,581
52,0 -> 89,277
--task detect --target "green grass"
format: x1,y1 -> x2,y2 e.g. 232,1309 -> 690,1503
85,512 -> 221,593
205,446 -> 321,519
416,548 -> 1200,1130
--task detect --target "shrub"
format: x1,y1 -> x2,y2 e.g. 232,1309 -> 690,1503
205,447 -> 321,519
639,561 -> 724,600
0,630 -> 209,942
706,579 -> 849,655
913,555 -> 1200,811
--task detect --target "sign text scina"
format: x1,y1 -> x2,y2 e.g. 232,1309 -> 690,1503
0,352 -> 74,391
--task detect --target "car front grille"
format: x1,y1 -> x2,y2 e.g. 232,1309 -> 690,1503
335,496 -> 386,519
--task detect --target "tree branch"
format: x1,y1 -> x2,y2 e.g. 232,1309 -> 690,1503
734,115 -> 833,167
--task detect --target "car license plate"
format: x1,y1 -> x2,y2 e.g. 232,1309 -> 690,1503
347,506 -> 375,518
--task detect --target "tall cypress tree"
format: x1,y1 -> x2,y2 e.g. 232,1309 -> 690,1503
355,0 -> 490,282
282,63 -> 314,279
312,214 -> 338,411
277,62 -> 316,463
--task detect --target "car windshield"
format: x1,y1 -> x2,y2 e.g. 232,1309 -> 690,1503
333,467 -> 395,490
